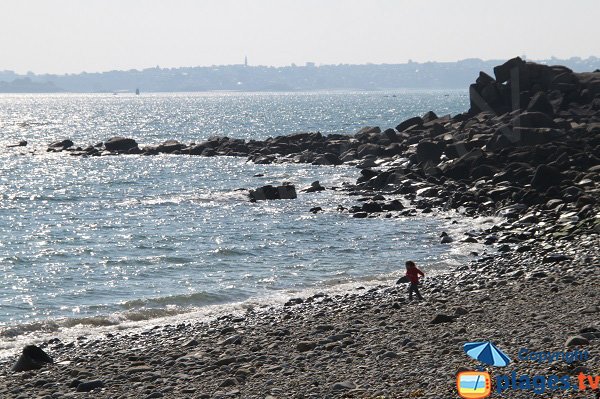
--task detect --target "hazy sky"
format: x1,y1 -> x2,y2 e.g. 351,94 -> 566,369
1,0 -> 599,74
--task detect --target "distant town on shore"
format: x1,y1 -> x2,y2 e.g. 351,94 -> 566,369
1,56 -> 598,93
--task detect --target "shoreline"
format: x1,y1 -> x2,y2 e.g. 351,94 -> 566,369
0,208 -> 498,359
0,235 -> 597,398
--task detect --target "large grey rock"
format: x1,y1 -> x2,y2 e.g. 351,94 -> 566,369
430,314 -> 458,324
249,184 -> 297,201
11,345 -> 53,372
511,112 -> 556,129
76,380 -> 105,392
416,141 -> 442,164
157,139 -> 186,153
565,335 -> 589,347
396,116 -> 423,132
332,381 -> 356,390
104,136 -> 138,152
531,165 -> 563,190
48,139 -> 74,150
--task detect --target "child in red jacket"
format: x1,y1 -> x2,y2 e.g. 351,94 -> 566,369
405,260 -> 424,301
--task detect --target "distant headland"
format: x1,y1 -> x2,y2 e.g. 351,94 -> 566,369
1,57 -> 598,93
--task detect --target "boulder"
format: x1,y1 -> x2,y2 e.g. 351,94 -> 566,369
187,144 -> 206,155
441,148 -> 485,180
416,141 -> 443,164
382,200 -> 404,211
527,92 -> 554,116
249,184 -> 297,201
48,139 -> 74,150
157,139 -> 186,153
430,314 -> 457,324
76,380 -> 105,392
362,202 -> 383,213
396,116 -> 423,132
7,140 -> 27,148
302,181 -> 325,193
296,341 -> 317,352
493,56 -> 526,84
382,128 -> 398,142
104,136 -> 138,152
511,112 -> 556,129
422,111 -> 438,123
355,126 -> 381,135
565,335 -> 590,347
357,143 -> 382,158
530,165 -> 563,190
312,153 -> 342,166
11,345 -> 53,372
512,127 -> 558,146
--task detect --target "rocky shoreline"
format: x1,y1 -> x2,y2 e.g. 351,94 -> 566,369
1,57 -> 599,398
36,57 -> 599,240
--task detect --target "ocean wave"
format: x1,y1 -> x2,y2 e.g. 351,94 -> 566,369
0,320 -> 61,338
119,291 -> 233,309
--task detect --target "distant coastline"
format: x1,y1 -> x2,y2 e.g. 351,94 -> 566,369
1,57 -> 598,93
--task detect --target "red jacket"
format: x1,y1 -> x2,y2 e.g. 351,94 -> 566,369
406,266 -> 424,284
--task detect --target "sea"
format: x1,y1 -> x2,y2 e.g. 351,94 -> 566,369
0,90 -> 495,356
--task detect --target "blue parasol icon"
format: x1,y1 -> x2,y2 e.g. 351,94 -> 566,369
463,341 -> 511,367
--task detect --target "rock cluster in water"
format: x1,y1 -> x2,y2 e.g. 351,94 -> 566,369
44,57 -> 600,238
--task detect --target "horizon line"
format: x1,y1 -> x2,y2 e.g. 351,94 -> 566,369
3,55 -> 599,77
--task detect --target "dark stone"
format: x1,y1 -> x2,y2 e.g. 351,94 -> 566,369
187,144 -> 206,155
11,345 -> 53,372
157,139 -> 186,153
441,148 -> 485,180
512,127 -> 558,146
48,139 -> 74,150
76,380 -> 105,392
357,143 -> 382,158
296,341 -> 317,352
302,181 -> 325,193
382,200 -> 404,211
357,169 -> 378,183
565,336 -> 590,347
382,128 -> 398,142
104,137 -> 138,152
511,112 -> 556,129
396,116 -> 423,132
493,56 -> 525,83
284,297 -> 304,306
476,71 -> 495,86
422,111 -> 438,123
416,141 -> 443,164
471,164 -> 496,179
430,314 -> 457,324
7,140 -> 27,148
352,212 -> 368,218
355,126 -> 381,135
542,253 -> 572,263
312,153 -> 342,165
527,92 -> 554,116
362,202 -> 383,213
249,184 -> 297,201
531,165 -> 563,190
128,146 -> 142,154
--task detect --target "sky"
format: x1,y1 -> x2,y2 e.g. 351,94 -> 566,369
1,0 -> 599,74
